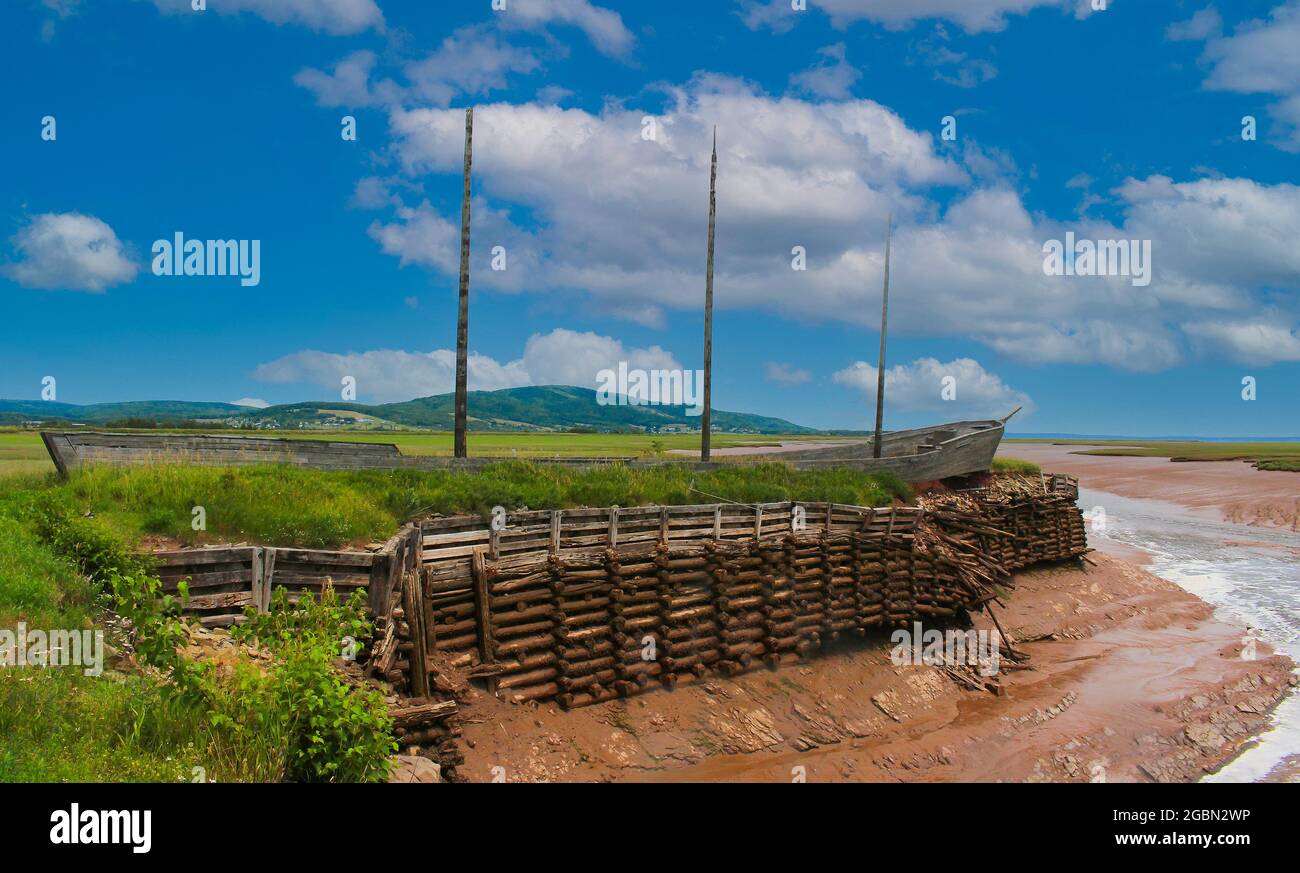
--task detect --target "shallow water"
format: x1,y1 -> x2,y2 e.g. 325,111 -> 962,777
1076,486 -> 1300,782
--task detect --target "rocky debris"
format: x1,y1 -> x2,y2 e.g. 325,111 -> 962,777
1185,722 -> 1226,755
1235,694 -> 1274,714
871,691 -> 905,722
705,705 -> 785,754
388,755 -> 443,784
639,731 -> 700,761
999,690 -> 1079,737
180,623 -> 275,677
789,701 -> 844,747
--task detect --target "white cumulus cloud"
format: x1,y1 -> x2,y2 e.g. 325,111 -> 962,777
252,328 -> 681,403
789,43 -> 862,99
150,0 -> 383,35
1190,1 -> 1300,151
740,0 -> 1097,34
1183,320 -> 1300,364
833,357 -> 1033,417
3,212 -> 139,293
764,362 -> 813,385
494,0 -> 636,57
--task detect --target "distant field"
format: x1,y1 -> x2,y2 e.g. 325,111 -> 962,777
1005,438 -> 1300,472
0,433 -> 53,475
0,429 -> 849,475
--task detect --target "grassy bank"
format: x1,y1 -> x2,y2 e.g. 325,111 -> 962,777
1006,439 -> 1300,472
0,492 -> 393,782
0,512 -> 217,781
1,458 -> 908,781
25,461 -> 912,550
991,457 -> 1040,474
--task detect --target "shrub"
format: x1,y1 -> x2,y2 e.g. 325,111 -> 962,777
232,584 -> 394,783
31,498 -> 392,782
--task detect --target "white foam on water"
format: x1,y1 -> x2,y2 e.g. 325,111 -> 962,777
1077,486 -> 1300,783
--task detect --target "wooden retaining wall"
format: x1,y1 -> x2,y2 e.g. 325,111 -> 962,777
414,476 -> 1087,708
153,525 -> 422,631
152,474 -> 1086,716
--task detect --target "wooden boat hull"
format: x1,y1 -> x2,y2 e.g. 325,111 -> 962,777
740,419 -> 1008,480
40,418 -> 1006,483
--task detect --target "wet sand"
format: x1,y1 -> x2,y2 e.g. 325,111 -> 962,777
453,555 -> 1294,782
1000,444 -> 1300,531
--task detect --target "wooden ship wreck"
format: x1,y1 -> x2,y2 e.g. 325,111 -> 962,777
39,413 -> 1014,483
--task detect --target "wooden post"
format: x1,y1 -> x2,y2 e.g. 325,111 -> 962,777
402,569 -> 429,697
873,214 -> 892,459
550,510 -> 562,554
367,551 -> 391,618
454,107 -> 474,460
259,548 -> 276,613
701,127 -> 717,462
472,547 -> 495,670
250,548 -> 266,614
609,506 -> 620,547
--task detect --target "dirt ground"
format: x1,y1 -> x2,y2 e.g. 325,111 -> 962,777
452,554 -> 1295,782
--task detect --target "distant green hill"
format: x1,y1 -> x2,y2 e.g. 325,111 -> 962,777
0,386 -> 814,434
0,400 -> 248,425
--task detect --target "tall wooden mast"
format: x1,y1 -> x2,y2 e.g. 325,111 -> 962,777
873,214 -> 892,459
454,107 -> 474,459
701,127 -> 717,462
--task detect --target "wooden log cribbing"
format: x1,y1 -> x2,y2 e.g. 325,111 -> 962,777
393,476 -> 1087,709
920,474 -> 1087,574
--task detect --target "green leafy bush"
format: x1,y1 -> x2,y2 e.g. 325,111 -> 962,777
30,498 -> 392,782
232,584 -> 394,783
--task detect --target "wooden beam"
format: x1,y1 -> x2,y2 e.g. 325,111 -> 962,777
873,214 -> 892,459
701,127 -> 717,462
454,107 -> 474,459
402,570 -> 429,697
471,548 -> 496,669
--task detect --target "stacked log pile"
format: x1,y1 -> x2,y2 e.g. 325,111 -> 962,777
756,539 -> 800,668
389,698 -> 462,779
610,544 -> 667,696
921,474 -> 1086,574
391,474 -> 1087,711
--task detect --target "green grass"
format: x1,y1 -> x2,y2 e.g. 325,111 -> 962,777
1006,438 -> 1300,471
0,668 -> 207,782
0,432 -> 54,475
26,461 -> 912,550
0,456 -> 908,781
991,457 -> 1041,475
0,512 -> 273,782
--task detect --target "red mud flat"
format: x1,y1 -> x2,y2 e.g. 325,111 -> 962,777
1000,444 -> 1300,531
453,555 -> 1295,783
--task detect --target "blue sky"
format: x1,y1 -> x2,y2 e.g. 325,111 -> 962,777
1,0 -> 1298,435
